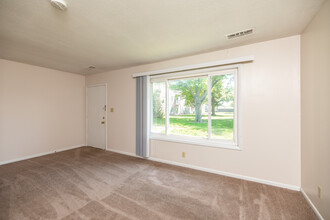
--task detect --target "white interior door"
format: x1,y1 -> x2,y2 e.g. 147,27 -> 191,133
87,85 -> 106,149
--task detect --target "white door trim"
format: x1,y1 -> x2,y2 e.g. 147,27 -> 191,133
86,84 -> 107,150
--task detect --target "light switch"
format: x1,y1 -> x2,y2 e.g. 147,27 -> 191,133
110,108 -> 114,112
318,186 -> 322,199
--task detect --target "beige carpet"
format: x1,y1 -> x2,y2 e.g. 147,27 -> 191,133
0,147 -> 316,220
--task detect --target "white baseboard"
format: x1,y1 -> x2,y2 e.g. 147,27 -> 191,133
301,188 -> 324,220
104,147 -> 300,191
147,157 -> 300,191
0,145 -> 85,165
106,148 -> 141,157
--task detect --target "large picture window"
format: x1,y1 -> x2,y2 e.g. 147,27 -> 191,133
150,67 -> 238,148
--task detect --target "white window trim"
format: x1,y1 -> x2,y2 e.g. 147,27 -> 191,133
150,134 -> 240,150
149,65 -> 241,150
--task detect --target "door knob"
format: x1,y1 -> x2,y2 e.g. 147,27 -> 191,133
101,121 -> 105,124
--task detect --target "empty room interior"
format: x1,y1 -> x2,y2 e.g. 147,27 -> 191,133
0,0 -> 329,219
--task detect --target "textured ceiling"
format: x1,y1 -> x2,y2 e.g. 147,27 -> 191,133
0,0 -> 324,75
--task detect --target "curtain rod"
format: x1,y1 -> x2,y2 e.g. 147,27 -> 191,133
132,55 -> 254,78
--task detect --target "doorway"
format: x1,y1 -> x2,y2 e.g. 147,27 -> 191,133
86,84 -> 107,149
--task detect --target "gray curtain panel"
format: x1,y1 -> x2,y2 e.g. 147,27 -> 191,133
136,76 -> 150,158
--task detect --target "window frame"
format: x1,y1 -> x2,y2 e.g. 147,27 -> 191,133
149,64 -> 240,150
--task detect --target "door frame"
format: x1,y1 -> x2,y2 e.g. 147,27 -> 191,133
86,83 -> 107,150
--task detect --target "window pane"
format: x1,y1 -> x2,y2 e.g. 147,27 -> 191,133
151,82 -> 165,133
211,74 -> 235,140
168,77 -> 208,138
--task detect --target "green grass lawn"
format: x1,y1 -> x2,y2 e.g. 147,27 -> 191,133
152,113 -> 234,140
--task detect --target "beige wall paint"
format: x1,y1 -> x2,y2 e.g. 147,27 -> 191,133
301,0 -> 330,219
0,59 -> 86,163
86,36 -> 301,187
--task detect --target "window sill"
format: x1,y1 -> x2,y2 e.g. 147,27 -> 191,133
149,134 -> 241,151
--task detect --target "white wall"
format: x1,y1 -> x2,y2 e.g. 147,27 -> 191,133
301,0 -> 330,219
0,59 -> 86,163
86,35 -> 301,188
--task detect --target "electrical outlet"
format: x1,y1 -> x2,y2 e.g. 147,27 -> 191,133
318,186 -> 322,199
182,152 -> 186,158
